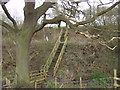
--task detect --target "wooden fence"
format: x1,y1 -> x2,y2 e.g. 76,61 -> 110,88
30,71 -> 48,83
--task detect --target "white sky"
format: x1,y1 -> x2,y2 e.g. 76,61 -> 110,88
0,0 -> 117,25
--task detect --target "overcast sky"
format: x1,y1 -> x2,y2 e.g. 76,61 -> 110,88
0,0 -> 117,23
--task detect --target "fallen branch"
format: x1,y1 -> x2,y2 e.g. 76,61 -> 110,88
99,42 -> 117,50
79,31 -> 100,39
108,37 -> 120,43
78,31 -> 118,51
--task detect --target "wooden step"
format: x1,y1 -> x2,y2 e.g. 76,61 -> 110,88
30,74 -> 47,80
35,78 -> 46,83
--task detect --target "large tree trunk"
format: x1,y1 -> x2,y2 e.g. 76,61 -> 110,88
15,29 -> 33,87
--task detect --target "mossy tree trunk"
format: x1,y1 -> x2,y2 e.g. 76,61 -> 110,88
15,29 -> 34,87
16,37 -> 30,87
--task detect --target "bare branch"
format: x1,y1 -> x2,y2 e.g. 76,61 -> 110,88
87,0 -> 92,7
98,0 -> 114,7
0,0 -> 9,5
1,4 -> 18,30
61,1 -> 85,18
35,15 -> 75,32
35,2 -> 55,20
76,0 -> 120,25
97,0 -> 114,12
36,0 -> 120,32
0,20 -> 15,33
108,37 -> 120,43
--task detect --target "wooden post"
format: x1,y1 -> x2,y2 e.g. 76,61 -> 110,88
55,77 -> 57,88
80,77 -> 82,88
35,81 -> 37,88
114,69 -> 117,88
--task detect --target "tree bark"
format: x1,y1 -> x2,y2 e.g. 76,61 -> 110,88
15,29 -> 33,87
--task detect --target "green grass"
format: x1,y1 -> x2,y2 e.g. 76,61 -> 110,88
46,80 -> 61,88
88,72 -> 109,87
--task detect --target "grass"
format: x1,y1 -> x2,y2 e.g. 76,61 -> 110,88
88,72 -> 109,87
58,70 -> 65,76
46,80 -> 61,88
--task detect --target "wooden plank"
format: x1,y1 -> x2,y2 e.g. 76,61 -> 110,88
30,78 -> 46,84
30,65 -> 44,74
35,78 -> 46,82
114,77 -> 120,80
30,74 -> 47,80
30,80 -> 35,83
114,84 -> 120,87
30,71 -> 47,77
30,70 -> 40,74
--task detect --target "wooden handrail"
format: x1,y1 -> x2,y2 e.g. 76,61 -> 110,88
53,37 -> 68,76
30,71 -> 48,77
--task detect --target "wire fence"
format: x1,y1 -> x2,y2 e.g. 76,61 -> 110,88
37,77 -> 114,88
81,77 -> 113,88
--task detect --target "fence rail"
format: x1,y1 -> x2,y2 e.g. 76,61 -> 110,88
30,71 -> 47,81
39,77 -> 113,88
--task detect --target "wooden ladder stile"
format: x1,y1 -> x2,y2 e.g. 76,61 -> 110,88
53,36 -> 68,76
53,29 -> 68,76
43,29 -> 63,72
30,29 -> 65,83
